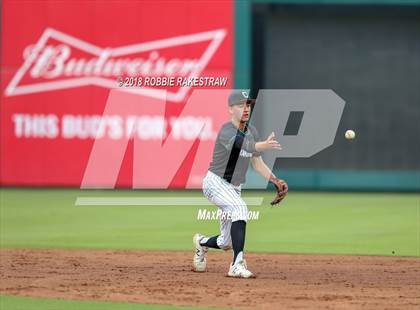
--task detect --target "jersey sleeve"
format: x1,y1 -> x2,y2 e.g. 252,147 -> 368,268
219,127 -> 255,153
218,128 -> 236,151
219,124 -> 261,156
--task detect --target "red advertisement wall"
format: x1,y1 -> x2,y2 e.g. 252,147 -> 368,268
0,1 -> 233,187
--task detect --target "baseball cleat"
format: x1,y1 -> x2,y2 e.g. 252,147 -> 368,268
192,233 -> 208,272
227,260 -> 255,278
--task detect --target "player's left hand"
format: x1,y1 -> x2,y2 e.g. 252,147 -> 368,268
255,132 -> 282,152
269,177 -> 288,205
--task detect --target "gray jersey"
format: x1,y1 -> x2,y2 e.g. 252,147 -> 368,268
208,122 -> 261,186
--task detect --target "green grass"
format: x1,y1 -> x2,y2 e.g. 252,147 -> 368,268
0,295 -> 218,310
0,188 -> 419,256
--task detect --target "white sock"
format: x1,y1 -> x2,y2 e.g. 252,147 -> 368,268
199,237 -> 209,245
234,251 -> 244,265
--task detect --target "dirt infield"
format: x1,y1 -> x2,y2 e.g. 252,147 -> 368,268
0,249 -> 419,309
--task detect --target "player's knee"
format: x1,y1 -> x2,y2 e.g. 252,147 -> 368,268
232,204 -> 248,222
217,236 -> 232,250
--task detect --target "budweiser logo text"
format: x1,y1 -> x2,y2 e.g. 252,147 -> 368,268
27,47 -> 200,79
5,27 -> 227,102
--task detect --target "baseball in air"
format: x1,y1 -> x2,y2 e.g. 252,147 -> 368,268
345,130 -> 356,140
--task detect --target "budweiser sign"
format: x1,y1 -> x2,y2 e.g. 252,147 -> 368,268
5,27 -> 227,102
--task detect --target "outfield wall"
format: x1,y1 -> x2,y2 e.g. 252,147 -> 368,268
237,0 -> 420,191
1,0 -> 419,191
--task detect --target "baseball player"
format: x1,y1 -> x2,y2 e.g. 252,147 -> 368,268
193,90 -> 288,278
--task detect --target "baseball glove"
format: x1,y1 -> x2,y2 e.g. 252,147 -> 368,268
269,176 -> 288,205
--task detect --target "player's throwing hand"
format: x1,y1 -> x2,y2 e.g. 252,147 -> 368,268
255,132 -> 282,151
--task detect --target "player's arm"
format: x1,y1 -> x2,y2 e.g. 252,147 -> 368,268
251,131 -> 288,205
251,131 -> 281,179
251,156 -> 288,205
225,130 -> 281,154
255,132 -> 281,152
251,156 -> 274,181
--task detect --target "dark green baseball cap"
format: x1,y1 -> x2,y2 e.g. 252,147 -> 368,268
228,90 -> 255,106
